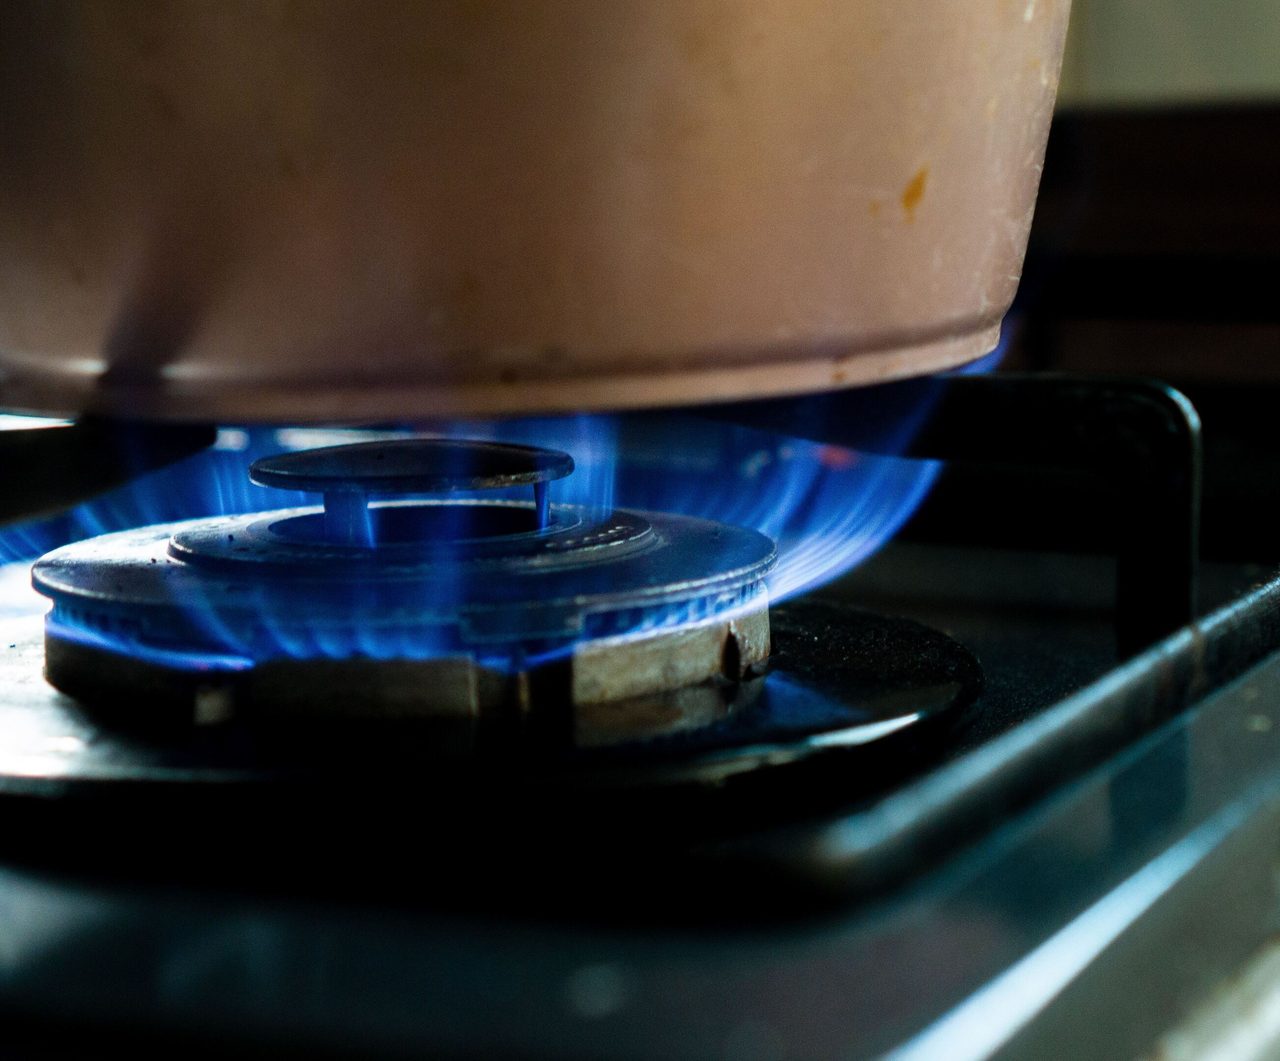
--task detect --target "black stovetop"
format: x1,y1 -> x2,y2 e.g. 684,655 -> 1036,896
4,362 -> 1280,1059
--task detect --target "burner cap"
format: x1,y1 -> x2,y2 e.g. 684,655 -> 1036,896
249,438 -> 574,494
250,438 -> 575,543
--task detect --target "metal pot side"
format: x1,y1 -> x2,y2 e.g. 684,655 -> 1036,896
0,0 -> 1071,421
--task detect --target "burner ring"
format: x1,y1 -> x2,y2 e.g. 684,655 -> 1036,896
34,506 -> 772,631
32,506 -> 776,718
167,501 -> 656,572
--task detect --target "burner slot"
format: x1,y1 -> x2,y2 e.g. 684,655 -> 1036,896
287,500 -> 546,547
323,489 -> 372,547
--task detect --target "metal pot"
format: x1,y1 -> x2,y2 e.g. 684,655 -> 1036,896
0,0 -> 1071,422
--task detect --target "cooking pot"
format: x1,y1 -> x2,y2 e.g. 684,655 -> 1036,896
0,0 -> 1071,421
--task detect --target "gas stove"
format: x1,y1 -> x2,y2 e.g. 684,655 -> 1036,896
4,350 -> 1280,1057
0,404 -> 983,858
1,2 -> 1277,1045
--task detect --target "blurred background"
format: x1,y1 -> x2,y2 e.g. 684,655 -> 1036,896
922,0 -> 1280,566
1008,0 -> 1278,381
1058,0 -> 1280,106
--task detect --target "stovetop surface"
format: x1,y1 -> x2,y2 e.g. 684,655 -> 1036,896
2,532 -> 1275,1059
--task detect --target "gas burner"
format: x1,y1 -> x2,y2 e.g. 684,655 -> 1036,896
0,599 -> 982,800
31,438 -> 776,735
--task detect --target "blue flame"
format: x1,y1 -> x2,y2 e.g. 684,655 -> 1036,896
3,345 -> 1003,667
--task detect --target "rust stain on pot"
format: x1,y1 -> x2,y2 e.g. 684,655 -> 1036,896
901,166 -> 928,221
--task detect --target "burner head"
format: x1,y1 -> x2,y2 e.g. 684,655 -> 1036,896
0,599 -> 981,799
31,438 -> 775,739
